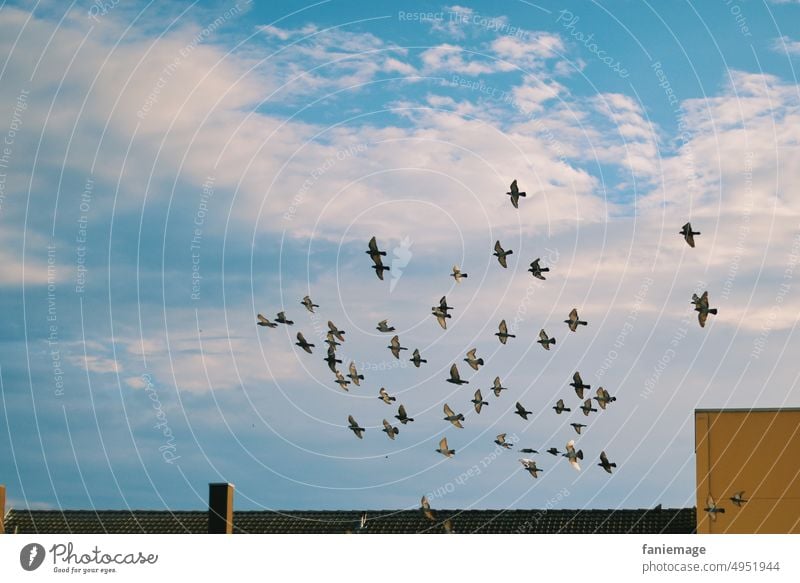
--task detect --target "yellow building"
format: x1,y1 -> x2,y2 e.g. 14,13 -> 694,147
695,408 -> 800,533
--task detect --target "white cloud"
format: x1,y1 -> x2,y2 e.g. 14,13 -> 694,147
771,35 -> 800,55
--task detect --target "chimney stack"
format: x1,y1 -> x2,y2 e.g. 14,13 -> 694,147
208,483 -> 234,534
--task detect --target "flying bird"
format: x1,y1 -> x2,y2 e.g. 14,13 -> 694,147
372,258 -> 390,280
347,362 -> 364,386
325,346 -> 342,373
514,401 -> 532,420
328,321 -> 346,341
275,311 -> 294,325
494,433 -> 513,449
366,237 -> 390,280
256,314 -> 278,328
703,494 -> 725,521
334,371 -> 350,391
693,291 -> 718,328
491,376 -> 507,397
680,222 -> 701,248
594,387 -> 616,409
324,332 -> 341,349
537,329 -> 556,350
570,423 -> 587,435
409,348 -> 427,368
431,307 -> 450,330
300,295 -> 319,313
493,240 -> 513,268
506,179 -> 527,209
295,332 -> 315,354
495,319 -> 516,344
378,388 -> 396,404
564,308 -> 587,332
420,496 -> 436,522
598,451 -> 616,474
436,437 -> 455,458
528,258 -> 550,280
564,440 -> 583,471
446,363 -> 469,385
376,319 -> 395,333
395,404 -> 414,425
443,403 -> 465,428
519,458 -> 543,478
388,335 -> 407,359
729,491 -> 748,507
471,389 -> 489,413
553,399 -> 571,414
546,447 -> 562,456
451,265 -> 468,282
464,348 -> 484,371
580,399 -> 598,416
347,415 -> 365,439
382,419 -> 399,440
519,448 -> 538,454
437,296 -> 454,314
571,372 -> 591,399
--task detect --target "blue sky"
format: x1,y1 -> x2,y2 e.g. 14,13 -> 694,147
1,0 -> 799,514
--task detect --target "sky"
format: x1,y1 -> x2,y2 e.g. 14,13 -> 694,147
0,0 -> 799,514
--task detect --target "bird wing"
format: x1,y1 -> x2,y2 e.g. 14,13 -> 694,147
449,364 -> 460,381
569,308 -> 578,321
474,389 -> 482,401
439,437 -> 449,451
510,179 -> 518,195
413,348 -> 420,359
378,319 -> 387,328
349,361 -> 357,377
494,240 -> 503,254
466,348 -> 477,360
600,451 -> 609,465
443,403 -> 455,417
566,440 -> 575,453
698,310 -> 708,328
439,296 -> 448,310
328,320 -> 337,333
257,314 -> 269,324
398,404 -> 407,419
516,402 -> 525,414
573,371 -> 583,385
348,415 -> 357,427
277,311 -> 286,320
296,332 -> 306,344
498,253 -> 508,268
435,312 -> 447,329
569,458 -> 581,471
539,329 -> 548,342
699,291 -> 709,307
497,433 -> 506,444
368,236 -> 379,253
499,320 -> 507,334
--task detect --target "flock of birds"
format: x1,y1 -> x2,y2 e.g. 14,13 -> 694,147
255,182 -> 720,525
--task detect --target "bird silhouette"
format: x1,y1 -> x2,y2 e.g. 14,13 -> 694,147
495,433 -> 513,449
491,376 -> 508,397
515,401 -> 532,420
378,388 -> 396,404
451,265 -> 468,282
347,362 -> 364,386
324,346 -> 342,373
256,314 -> 278,328
580,399 -> 598,416
437,296 -> 454,315
443,403 -> 465,428
334,371 -> 350,391
366,236 -> 390,280
594,387 -> 616,410
327,322 -> 346,342
300,295 -> 319,313
546,447 -> 562,456
376,319 -> 396,332
692,291 -> 718,328
295,332 -> 315,354
388,335 -> 407,359
537,329 -> 556,350
372,259 -> 390,280
519,458 -> 543,478
571,423 -> 587,435
571,372 -> 591,399
409,348 -> 427,368
729,491 -> 748,507
495,319 -> 516,344
564,308 -> 587,332
395,404 -> 414,424
703,494 -> 725,521
528,258 -> 550,280
324,332 -> 341,350
494,241 -> 513,268
347,415 -> 365,439
275,311 -> 294,325
446,363 -> 469,385
680,222 -> 700,248
553,399 -> 571,414
506,179 -> 527,209
382,419 -> 399,440
464,348 -> 484,370
519,448 -> 538,454
472,389 -> 489,413
436,437 -> 455,457
598,451 -> 616,473
564,440 -> 583,471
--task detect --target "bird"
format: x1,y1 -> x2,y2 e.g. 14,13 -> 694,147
594,387 -> 616,409
491,376 -> 507,397
324,332 -> 341,349
347,362 -> 364,386
598,451 -> 616,474
275,311 -> 294,325
443,518 -> 454,534
328,321 -> 346,341
514,401 -> 532,420
451,265 -> 468,282
564,308 -> 587,332
420,496 -> 436,522
493,240 -> 513,268
366,236 -> 387,261
519,458 -> 543,478
537,329 -> 556,350
495,319 -> 516,344
564,440 -> 583,471
347,415 -> 365,439
704,494 -> 725,521
325,347 -> 342,373
382,419 -> 399,440
528,258 -> 550,280
395,404 -> 414,425
680,222 -> 700,248
570,423 -> 587,435
372,257 -> 390,280
464,348 -> 484,371
300,295 -> 319,313
506,179 -> 527,209
435,296 -> 454,315
295,332 -> 315,354
519,448 -> 538,454
495,433 -> 513,449
471,389 -> 488,413
446,364 -> 469,385
431,307 -> 450,330
388,335 -> 407,359
729,491 -> 748,507
409,348 -> 427,368
256,314 -> 278,328
553,399 -> 571,414
693,291 -> 718,328
376,319 -> 395,333
580,399 -> 598,416
571,372 -> 591,399
443,403 -> 465,428
546,447 -> 561,456
378,388 -> 396,404
334,371 -> 350,391
436,437 -> 455,457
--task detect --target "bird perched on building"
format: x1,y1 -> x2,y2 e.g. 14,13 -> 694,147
388,335 -> 407,359
256,314 -> 278,328
378,387 -> 396,404
443,403 -> 465,428
546,447 -> 562,456
409,349 -> 427,368
571,423 -> 586,435
451,265 -> 468,282
692,291 -> 718,328
347,415 -> 365,439
376,319 -> 395,333
491,376 -> 508,397
443,519 -> 454,534
514,401 -> 532,420
564,440 -> 583,471
324,332 -> 341,350
495,319 -> 515,344
506,179 -> 526,209
494,433 -> 513,449
325,346 -> 342,373
594,387 -> 616,409
580,399 -> 598,416
334,371 -> 350,391
553,399 -> 571,414
680,222 -> 700,248
564,308 -> 587,332
300,295 -> 319,313
519,458 -> 543,478
471,389 -> 488,413
528,258 -> 550,280
729,491 -> 748,507
537,329 -> 556,350
328,321 -> 346,341
464,348 -> 484,370
436,437 -> 455,457
493,240 -> 513,268
703,495 -> 725,520
571,372 -> 591,399
395,404 -> 414,425
519,448 -> 538,454
295,332 -> 315,354
446,364 -> 469,385
275,311 -> 294,325
347,362 -> 364,386
598,451 -> 616,474
382,419 -> 399,440
420,496 -> 437,522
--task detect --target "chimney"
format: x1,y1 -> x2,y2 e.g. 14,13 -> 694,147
0,484 -> 6,534
208,482 -> 234,534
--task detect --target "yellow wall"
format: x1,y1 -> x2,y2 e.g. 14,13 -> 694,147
695,408 -> 800,533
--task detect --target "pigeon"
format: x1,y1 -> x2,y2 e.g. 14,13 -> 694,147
519,448 -> 538,454
495,433 -> 513,449
451,265 -> 468,282
324,332 -> 341,349
519,458 -> 543,478
376,319 -> 395,333
693,291 -> 717,328
472,389 -> 489,413
436,437 -> 455,457
729,491 -> 748,507
437,296 -> 454,314
553,399 -> 571,414
295,332 -> 315,354
704,494 -> 725,521
395,404 -> 414,424
528,258 -> 549,280
442,518 -> 454,534
328,321 -> 346,342
537,329 -> 556,350
491,376 -> 507,397
564,308 -> 587,332
420,496 -> 437,522
446,364 -> 469,385
367,236 -> 387,261
431,307 -> 450,330
506,179 -> 526,209
372,258 -> 390,280
409,349 -> 427,368
378,388 -> 396,404
564,440 -> 583,471
464,348 -> 484,371
334,371 -> 350,391
680,222 -> 700,248
256,314 -> 278,328
546,447 -> 561,456
570,423 -> 587,435
580,399 -> 598,416
382,419 -> 399,440
495,319 -> 516,344
300,295 -> 319,313
598,451 -> 616,474
347,415 -> 365,439
514,401 -> 532,420
493,240 -> 513,268
571,372 -> 591,399
388,335 -> 407,359
275,311 -> 294,325
594,387 -> 616,410
325,346 -> 342,373
443,403 -> 465,428
347,362 -> 364,386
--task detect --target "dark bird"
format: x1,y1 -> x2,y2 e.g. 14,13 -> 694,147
472,389 -> 488,413
598,450 -> 616,474
372,259 -> 390,281
464,348 -> 484,371
410,348 -> 427,368
570,423 -> 587,435
514,401 -> 532,420
446,363 -> 469,385
300,295 -> 319,313
275,311 -> 294,325
347,415 -> 365,439
431,307 -> 450,330
436,437 -> 455,457
571,372 -> 591,399
491,376 -> 507,397
324,332 -> 341,349
580,398 -> 598,416
693,291 -> 718,328
519,458 -> 542,478
421,496 -> 436,522
382,419 -> 399,440
729,491 -> 748,507
327,321 -> 346,342
451,265 -> 468,282
493,240 -> 513,268
563,440 -> 583,471
564,308 -> 587,332
334,371 -> 350,391
256,314 -> 278,328
376,319 -> 395,333
347,362 -> 364,386
553,399 -> 571,414
443,403 -> 465,428
437,296 -> 454,314
495,319 -> 516,344
546,447 -> 561,456
528,258 -> 549,280
506,179 -> 527,209
388,335 -> 407,359
703,494 -> 725,521
594,387 -> 616,410
495,433 -> 513,449
378,387 -> 396,404
366,236 -> 387,261
537,329 -> 556,350
295,332 -> 315,354
395,404 -> 414,425
324,346 -> 342,373
680,222 -> 700,248
519,448 -> 538,454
